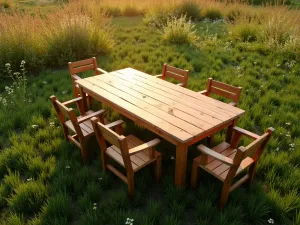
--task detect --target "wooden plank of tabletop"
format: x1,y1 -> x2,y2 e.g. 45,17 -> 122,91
93,75 -> 214,130
76,79 -> 194,143
119,69 -> 240,117
110,71 -> 234,121
94,74 -> 223,126
87,77 -> 204,135
122,68 -> 244,116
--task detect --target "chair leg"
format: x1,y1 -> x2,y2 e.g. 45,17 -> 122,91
62,125 -> 69,140
101,152 -> 108,172
127,172 -> 134,198
154,155 -> 162,182
220,181 -> 231,209
247,163 -> 257,185
207,135 -> 213,146
191,159 -> 199,188
87,95 -> 92,108
79,140 -> 88,163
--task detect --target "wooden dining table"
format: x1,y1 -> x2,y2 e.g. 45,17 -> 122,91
76,68 -> 245,187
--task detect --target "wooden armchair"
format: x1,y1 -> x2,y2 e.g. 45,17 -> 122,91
91,117 -> 162,197
191,126 -> 274,209
68,57 -> 108,98
50,95 -> 105,162
199,78 -> 242,145
199,78 -> 242,107
155,63 -> 189,88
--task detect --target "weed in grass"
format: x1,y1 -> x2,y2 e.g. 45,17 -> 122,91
195,199 -> 216,221
8,181 -> 48,215
41,192 -> 72,224
3,213 -> 24,225
147,199 -> 163,223
162,15 -> 199,45
245,194 -> 271,225
163,215 -> 182,225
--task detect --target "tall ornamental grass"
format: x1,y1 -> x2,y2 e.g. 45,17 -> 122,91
0,0 -> 113,76
162,15 -> 199,45
228,6 -> 300,54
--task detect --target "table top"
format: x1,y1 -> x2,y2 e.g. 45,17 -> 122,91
76,68 -> 245,143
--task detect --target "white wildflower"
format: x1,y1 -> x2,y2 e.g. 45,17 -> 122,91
98,177 -> 102,181
275,147 -> 279,151
285,122 -> 291,126
170,156 -> 175,160
268,218 -> 274,224
62,90 -> 67,94
31,124 -> 39,129
93,206 -> 97,210
42,81 -> 47,84
65,165 -> 70,169
26,178 -> 33,182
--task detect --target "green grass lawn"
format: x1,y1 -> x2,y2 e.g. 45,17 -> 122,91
0,16 -> 300,225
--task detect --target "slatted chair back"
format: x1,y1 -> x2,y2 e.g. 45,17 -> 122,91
226,128 -> 273,180
205,78 -> 242,106
161,63 -> 189,88
68,57 -> 99,76
50,96 -> 83,137
242,129 -> 273,160
93,120 -> 133,172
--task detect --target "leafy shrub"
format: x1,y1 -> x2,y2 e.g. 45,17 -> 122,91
230,21 -> 261,42
177,1 -> 201,20
143,6 -> 176,27
162,15 -> 199,45
7,181 -> 48,215
203,8 -> 223,20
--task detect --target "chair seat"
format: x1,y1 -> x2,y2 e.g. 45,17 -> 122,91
64,110 -> 95,137
106,135 -> 161,172
195,142 -> 254,181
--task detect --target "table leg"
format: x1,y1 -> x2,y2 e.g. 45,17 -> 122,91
175,143 -> 188,188
79,87 -> 88,112
226,120 -> 237,143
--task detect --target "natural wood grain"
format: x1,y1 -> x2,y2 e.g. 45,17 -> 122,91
191,126 -> 274,208
76,68 -> 245,187
92,118 -> 161,197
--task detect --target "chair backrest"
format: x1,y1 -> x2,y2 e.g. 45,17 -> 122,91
242,128 -> 274,160
205,78 -> 242,105
162,63 -> 189,88
226,127 -> 274,180
92,118 -> 133,171
68,57 -> 99,77
50,96 -> 83,136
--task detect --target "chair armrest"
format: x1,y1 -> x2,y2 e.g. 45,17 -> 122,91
63,97 -> 83,106
233,126 -> 260,140
97,68 -> 108,74
197,144 -> 233,166
77,109 -> 105,123
198,90 -> 208,95
106,120 -> 124,129
72,74 -> 81,80
154,74 -> 163,78
129,138 -> 160,155
229,102 -> 237,107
